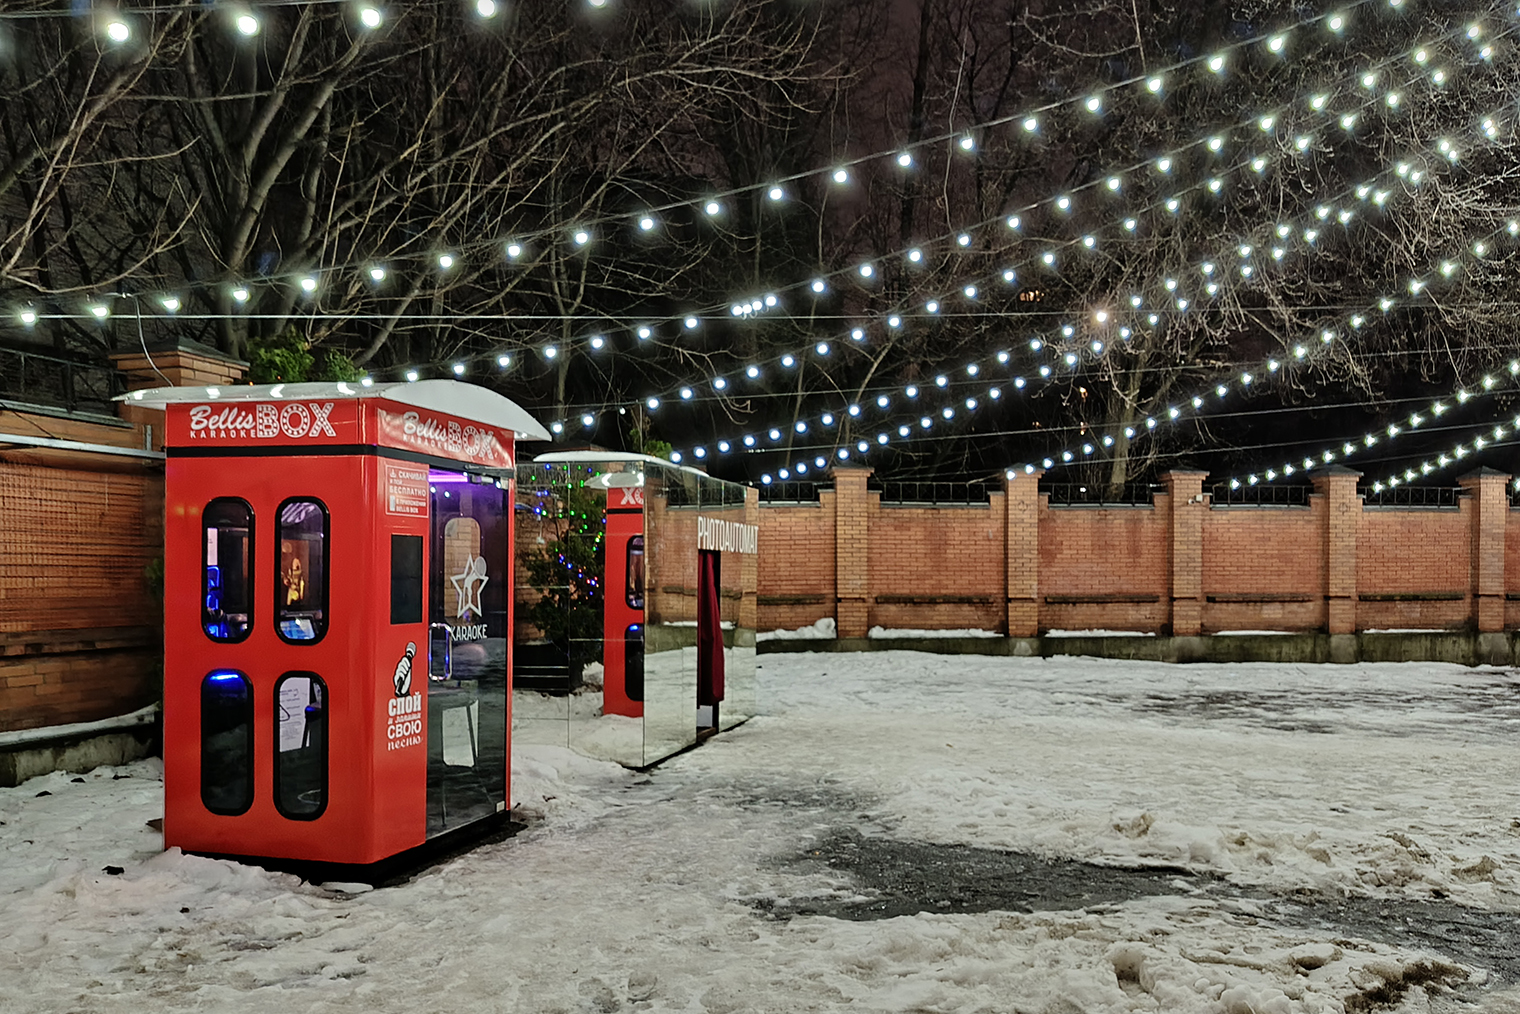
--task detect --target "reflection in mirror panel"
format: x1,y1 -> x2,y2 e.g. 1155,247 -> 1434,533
515,457 -> 759,768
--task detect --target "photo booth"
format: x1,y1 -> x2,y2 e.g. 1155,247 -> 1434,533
513,453 -> 759,767
124,380 -> 546,866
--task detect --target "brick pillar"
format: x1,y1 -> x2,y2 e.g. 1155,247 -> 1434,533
830,465 -> 872,638
110,337 -> 247,392
1004,470 -> 1042,637
1165,470 -> 1208,636
111,338 -> 248,441
1311,465 -> 1362,634
1458,467 -> 1509,633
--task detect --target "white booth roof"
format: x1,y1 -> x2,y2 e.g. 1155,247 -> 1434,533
118,379 -> 550,441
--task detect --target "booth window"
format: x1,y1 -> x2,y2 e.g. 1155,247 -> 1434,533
202,499 -> 253,643
273,672 -> 328,820
275,498 -> 329,643
625,624 -> 644,701
201,671 -> 253,816
626,535 -> 645,610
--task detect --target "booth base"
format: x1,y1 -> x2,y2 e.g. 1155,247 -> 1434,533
187,812 -> 525,889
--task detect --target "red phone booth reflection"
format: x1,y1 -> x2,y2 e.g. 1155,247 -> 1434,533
602,480 -> 645,718
128,380 -> 546,867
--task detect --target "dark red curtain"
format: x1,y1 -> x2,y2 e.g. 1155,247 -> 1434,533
697,550 -> 725,705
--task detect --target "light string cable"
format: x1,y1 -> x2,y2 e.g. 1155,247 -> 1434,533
828,21 -> 1520,482
7,0 -> 1441,354
753,387 -> 1514,483
0,0 -> 1413,324
652,18 -> 1515,473
1023,187 -> 1520,486
477,9 -> 1487,411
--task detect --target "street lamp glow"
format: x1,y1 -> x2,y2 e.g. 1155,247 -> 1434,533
359,7 -> 383,29
235,14 -> 260,36
105,20 -> 130,44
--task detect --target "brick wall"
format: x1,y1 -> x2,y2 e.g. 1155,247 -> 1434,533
868,493 -> 1005,633
1202,500 -> 1326,633
756,467 -> 1520,637
1,343 -> 240,734
1040,498 -> 1171,633
756,495 -> 835,631
1,447 -> 163,732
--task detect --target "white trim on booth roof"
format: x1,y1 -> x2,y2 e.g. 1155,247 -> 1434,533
115,379 -> 550,441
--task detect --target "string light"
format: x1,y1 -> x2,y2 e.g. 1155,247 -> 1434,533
21,4 -> 1470,372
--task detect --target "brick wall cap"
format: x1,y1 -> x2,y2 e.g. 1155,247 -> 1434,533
109,337 -> 247,368
1313,464 -> 1363,477
1163,469 -> 1210,478
1458,466 -> 1509,481
828,464 -> 874,477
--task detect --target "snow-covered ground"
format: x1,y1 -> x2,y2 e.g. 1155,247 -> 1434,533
3,653 -> 1520,1012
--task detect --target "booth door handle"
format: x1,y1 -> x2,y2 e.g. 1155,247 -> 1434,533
429,622 -> 453,681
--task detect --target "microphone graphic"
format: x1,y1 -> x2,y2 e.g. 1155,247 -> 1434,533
393,642 -> 417,697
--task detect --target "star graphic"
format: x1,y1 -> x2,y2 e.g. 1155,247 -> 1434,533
450,554 -> 489,620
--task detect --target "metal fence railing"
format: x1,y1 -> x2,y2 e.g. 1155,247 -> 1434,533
873,480 -> 999,506
1363,486 -> 1463,509
0,346 -> 123,415
758,481 -> 829,505
1208,483 -> 1312,508
1043,482 -> 1163,507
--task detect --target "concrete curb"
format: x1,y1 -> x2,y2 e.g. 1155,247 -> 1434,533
757,631 -> 1519,666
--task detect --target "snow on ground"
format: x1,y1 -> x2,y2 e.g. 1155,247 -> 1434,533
757,617 -> 837,641
3,653 -> 1520,1012
868,626 -> 1002,639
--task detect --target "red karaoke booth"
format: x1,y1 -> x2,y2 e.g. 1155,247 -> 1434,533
124,380 -> 547,867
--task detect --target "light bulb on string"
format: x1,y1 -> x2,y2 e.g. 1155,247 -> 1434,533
231,20 -> 1513,431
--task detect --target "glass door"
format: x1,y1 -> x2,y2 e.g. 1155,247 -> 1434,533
426,469 -> 509,837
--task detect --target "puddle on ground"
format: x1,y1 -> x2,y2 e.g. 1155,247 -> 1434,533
1109,677 -> 1520,739
775,830 -> 1520,990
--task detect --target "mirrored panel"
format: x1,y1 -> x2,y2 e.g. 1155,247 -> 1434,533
641,463 -> 700,765
699,474 -> 758,730
513,462 -> 643,767
514,457 -> 755,769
